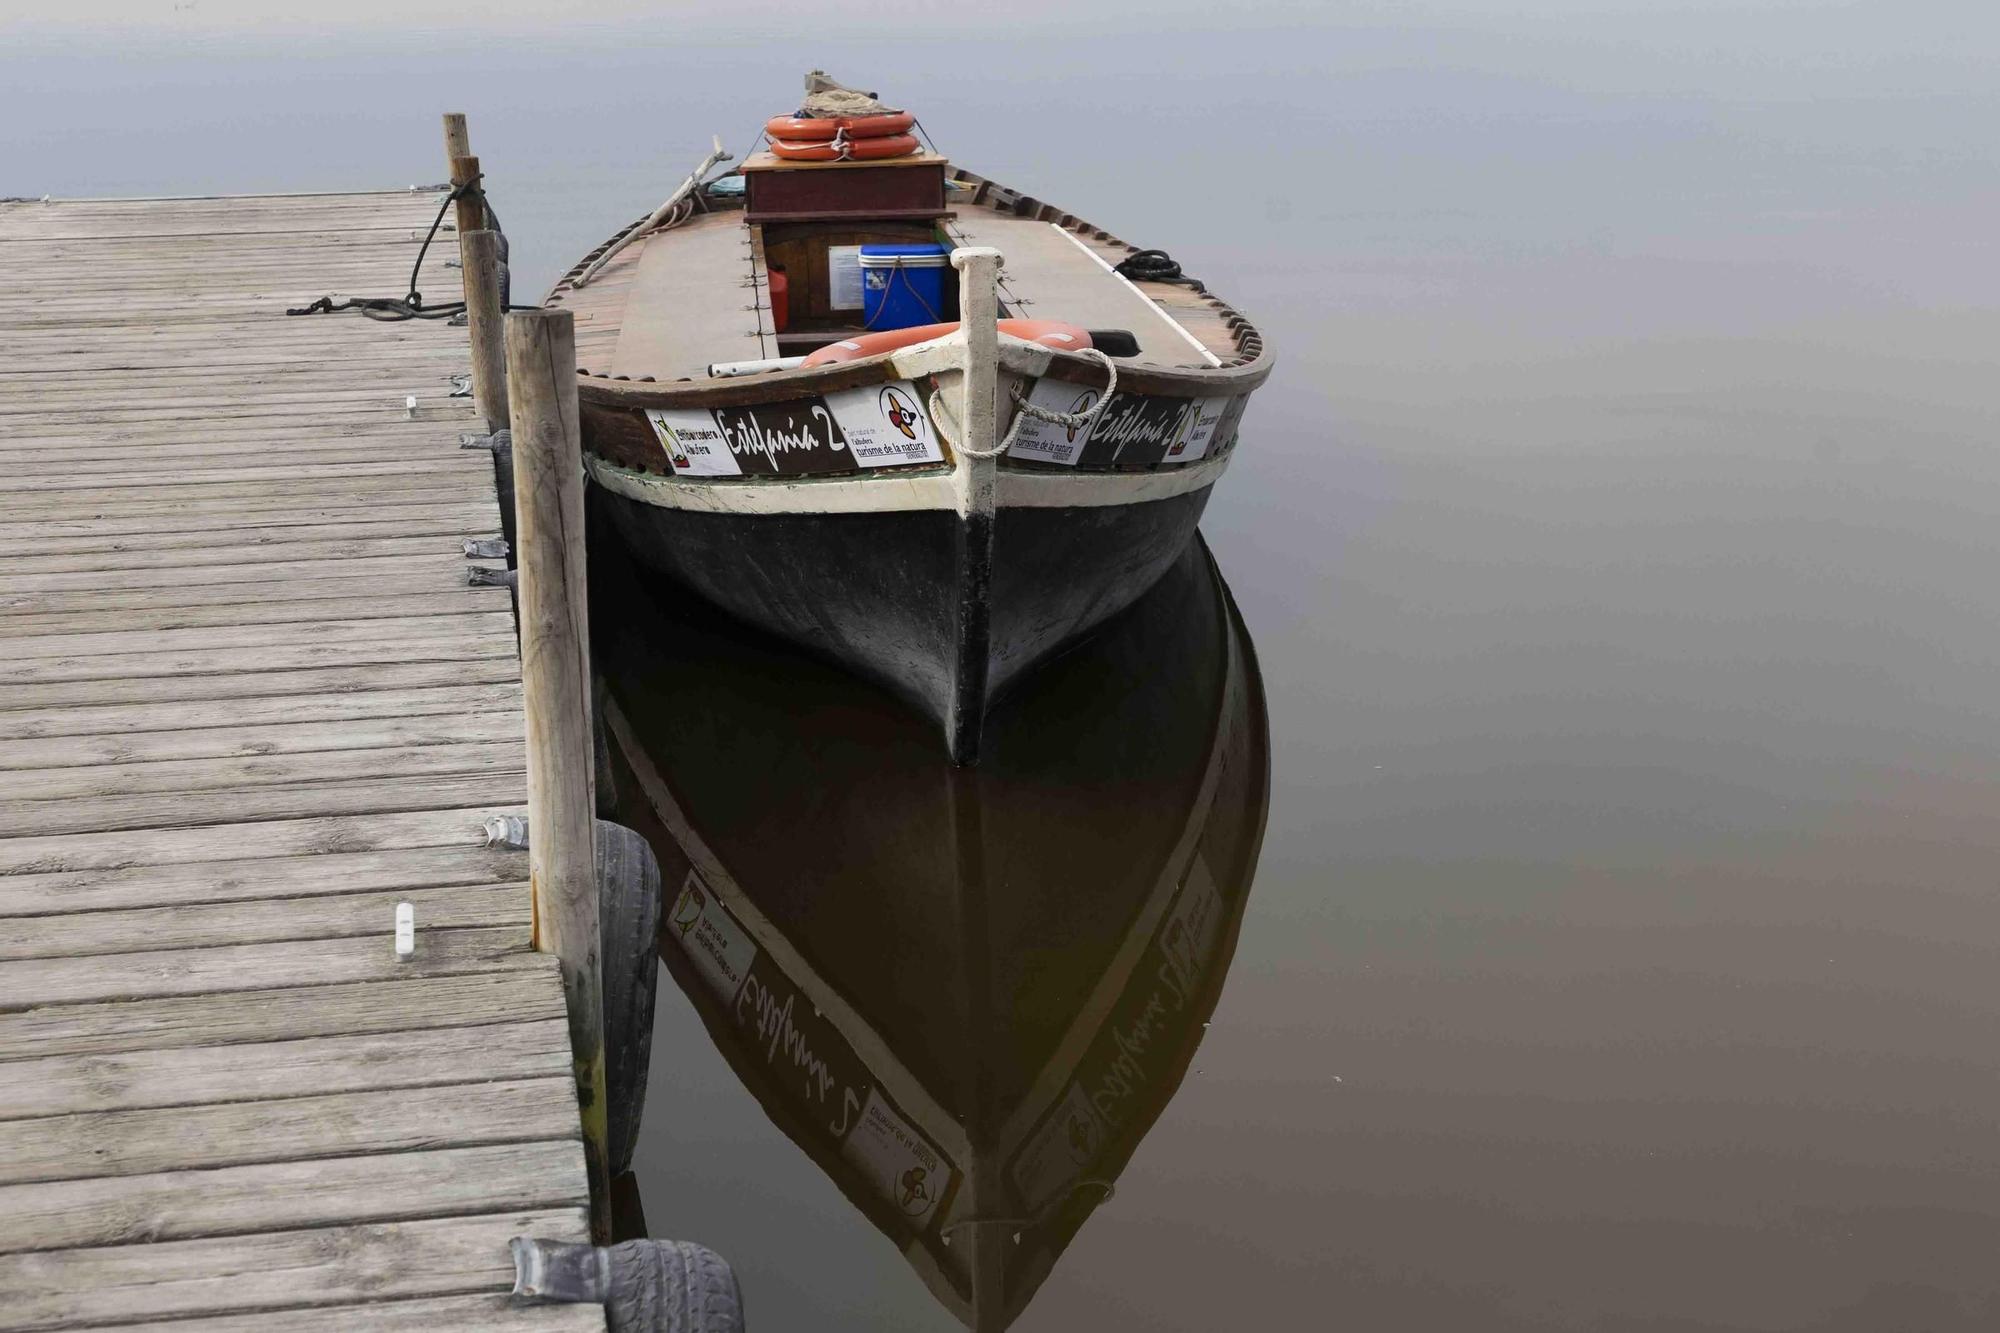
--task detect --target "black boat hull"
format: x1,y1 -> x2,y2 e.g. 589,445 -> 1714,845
591,483 -> 1214,762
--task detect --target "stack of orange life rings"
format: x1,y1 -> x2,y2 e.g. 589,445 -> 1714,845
765,110 -> 920,163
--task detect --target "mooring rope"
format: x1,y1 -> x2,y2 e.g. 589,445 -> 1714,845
286,176 -> 531,322
1114,247 -> 1206,295
927,345 -> 1118,459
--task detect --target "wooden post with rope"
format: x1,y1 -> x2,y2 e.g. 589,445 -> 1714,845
441,122 -> 500,425
440,132 -> 508,431
449,151 -> 485,237
506,307 -> 612,1241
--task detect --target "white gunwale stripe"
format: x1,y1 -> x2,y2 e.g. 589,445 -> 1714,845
585,450 -> 1229,515
1046,224 -> 1224,368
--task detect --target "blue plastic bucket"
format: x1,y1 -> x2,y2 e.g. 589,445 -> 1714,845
860,244 -> 949,330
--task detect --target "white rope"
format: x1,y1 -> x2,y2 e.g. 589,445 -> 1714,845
774,128 -> 853,159
927,347 -> 1118,460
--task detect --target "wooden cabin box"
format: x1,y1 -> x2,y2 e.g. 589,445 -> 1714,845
743,150 -> 958,340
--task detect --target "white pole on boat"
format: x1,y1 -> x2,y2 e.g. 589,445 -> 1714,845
946,246 -> 1004,764
506,305 -> 613,1241
951,247 -> 1003,516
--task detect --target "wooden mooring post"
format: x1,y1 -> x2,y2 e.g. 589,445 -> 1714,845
442,116 -> 509,431
463,229 -> 511,430
508,306 -> 613,1241
443,110 -> 471,165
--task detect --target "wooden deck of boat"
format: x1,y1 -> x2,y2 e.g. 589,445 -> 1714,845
0,190 -> 602,1331
553,161 -> 1252,380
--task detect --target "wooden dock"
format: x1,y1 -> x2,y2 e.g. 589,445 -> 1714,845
0,189 -> 604,1330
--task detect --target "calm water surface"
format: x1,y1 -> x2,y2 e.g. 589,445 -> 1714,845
8,6 -> 2000,1327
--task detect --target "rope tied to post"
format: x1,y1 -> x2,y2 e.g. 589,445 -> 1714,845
927,345 -> 1118,459
286,176 -> 521,321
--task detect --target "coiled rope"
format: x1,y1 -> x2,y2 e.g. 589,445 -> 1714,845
927,346 -> 1118,459
286,177 -> 528,321
1113,247 -> 1205,295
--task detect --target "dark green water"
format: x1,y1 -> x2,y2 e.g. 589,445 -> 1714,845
8,7 -> 2000,1327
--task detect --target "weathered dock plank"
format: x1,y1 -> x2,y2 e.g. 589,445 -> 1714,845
0,190 -> 600,1327
7,880 -> 529,959
0,1208 -> 593,1331
0,843 -> 523,917
0,1019 -> 572,1119
0,919 -> 540,1007
0,1077 -> 579,1184
0,970 -> 567,1060
0,1139 -> 588,1253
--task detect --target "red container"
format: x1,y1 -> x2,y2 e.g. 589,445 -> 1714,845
768,267 -> 789,333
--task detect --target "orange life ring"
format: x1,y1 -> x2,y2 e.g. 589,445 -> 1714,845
766,112 -> 915,141
768,133 -> 920,163
801,320 -> 1092,367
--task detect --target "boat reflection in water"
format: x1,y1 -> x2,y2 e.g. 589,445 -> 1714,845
594,525 -> 1270,1330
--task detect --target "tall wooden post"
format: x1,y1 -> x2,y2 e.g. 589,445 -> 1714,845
462,229 -> 510,431
440,118 -> 481,248
449,152 -> 485,237
441,119 -> 507,431
946,247 -> 1003,765
442,112 -> 470,166
507,307 -> 610,1239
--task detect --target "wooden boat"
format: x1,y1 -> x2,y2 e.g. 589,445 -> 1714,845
555,74 -> 1273,764
595,534 -> 1270,1330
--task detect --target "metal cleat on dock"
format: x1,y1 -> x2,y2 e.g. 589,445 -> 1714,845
483,814 -> 530,850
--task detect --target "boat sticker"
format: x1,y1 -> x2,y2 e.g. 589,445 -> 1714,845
669,870 -> 960,1235
1004,377 -> 1105,466
1157,855 -> 1227,1004
1076,393 -> 1200,468
710,397 -> 857,476
828,245 -> 864,310
1210,395 -> 1250,456
825,381 -> 944,468
839,1087 -> 952,1231
646,409 -> 742,477
1167,397 -> 1233,464
1009,1079 -> 1111,1212
1074,861 -> 1230,1136
667,869 -> 758,1000
1006,382 -> 1210,468
733,943 -> 878,1140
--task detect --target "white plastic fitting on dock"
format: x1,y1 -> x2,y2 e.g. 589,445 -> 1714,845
394,901 -> 416,960
405,395 -> 419,419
